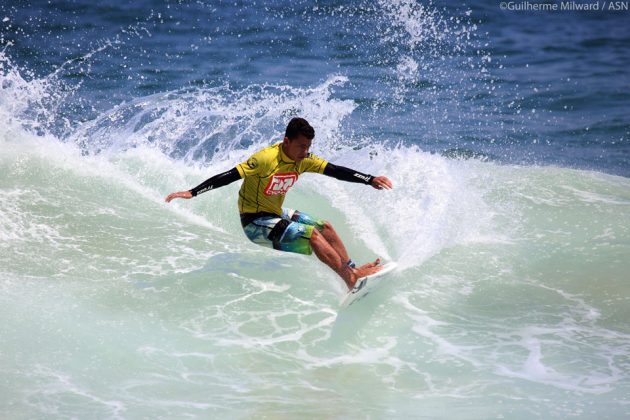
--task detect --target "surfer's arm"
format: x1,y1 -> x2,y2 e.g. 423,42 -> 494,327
189,167 -> 241,196
323,163 -> 393,190
164,167 -> 241,202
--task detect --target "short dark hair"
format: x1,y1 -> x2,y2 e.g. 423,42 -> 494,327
285,117 -> 315,140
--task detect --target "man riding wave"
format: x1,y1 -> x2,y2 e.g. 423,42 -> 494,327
165,117 -> 393,289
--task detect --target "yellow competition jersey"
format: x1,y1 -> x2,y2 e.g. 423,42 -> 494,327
236,143 -> 328,215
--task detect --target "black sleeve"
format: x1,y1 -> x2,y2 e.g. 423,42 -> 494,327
322,162 -> 374,185
189,167 -> 241,197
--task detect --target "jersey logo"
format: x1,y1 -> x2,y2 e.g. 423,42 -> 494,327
264,172 -> 298,196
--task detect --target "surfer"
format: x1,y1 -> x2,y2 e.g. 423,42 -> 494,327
165,117 -> 393,289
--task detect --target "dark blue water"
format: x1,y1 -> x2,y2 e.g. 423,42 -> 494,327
2,0 -> 629,174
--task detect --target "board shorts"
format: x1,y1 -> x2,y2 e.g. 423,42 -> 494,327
240,209 -> 325,255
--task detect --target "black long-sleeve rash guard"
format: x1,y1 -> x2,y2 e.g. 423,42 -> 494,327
189,163 -> 374,197
323,163 -> 374,185
189,167 -> 241,196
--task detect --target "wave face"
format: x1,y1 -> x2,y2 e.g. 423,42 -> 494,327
1,0 -> 629,418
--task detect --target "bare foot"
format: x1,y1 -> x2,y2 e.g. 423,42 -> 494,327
356,258 -> 381,270
354,263 -> 384,279
345,259 -> 382,289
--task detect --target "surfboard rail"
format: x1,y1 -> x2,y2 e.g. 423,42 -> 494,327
340,262 -> 398,308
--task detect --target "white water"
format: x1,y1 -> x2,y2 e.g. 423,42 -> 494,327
2,55 -> 630,418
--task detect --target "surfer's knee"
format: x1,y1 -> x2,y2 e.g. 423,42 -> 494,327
310,227 -> 322,243
321,221 -> 334,233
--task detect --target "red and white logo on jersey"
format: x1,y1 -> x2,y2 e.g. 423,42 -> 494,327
264,172 -> 298,196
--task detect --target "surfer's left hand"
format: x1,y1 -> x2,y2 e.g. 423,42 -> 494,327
371,176 -> 393,190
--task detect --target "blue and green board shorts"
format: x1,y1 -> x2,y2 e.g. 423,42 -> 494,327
240,209 -> 325,255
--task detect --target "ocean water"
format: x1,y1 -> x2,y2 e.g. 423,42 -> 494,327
1,0 -> 629,418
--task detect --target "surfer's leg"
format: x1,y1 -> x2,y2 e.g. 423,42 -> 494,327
285,209 -> 357,269
310,229 -> 384,289
310,228 -> 356,289
319,222 -> 351,266
241,213 -> 379,289
318,222 -> 382,274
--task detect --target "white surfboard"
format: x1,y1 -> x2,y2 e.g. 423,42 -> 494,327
340,262 -> 398,308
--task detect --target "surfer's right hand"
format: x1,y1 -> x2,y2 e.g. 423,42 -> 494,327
165,190 -> 193,203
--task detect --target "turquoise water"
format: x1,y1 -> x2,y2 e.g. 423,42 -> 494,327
1,0 -> 629,418
2,119 -> 629,417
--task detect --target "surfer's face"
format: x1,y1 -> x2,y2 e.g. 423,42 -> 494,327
283,135 -> 312,162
